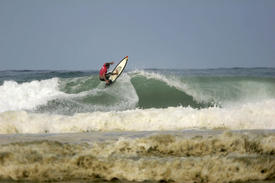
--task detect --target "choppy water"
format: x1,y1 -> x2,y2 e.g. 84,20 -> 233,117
0,68 -> 274,183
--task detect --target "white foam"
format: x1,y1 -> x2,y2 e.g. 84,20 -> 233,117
0,78 -> 63,112
0,99 -> 274,134
59,73 -> 139,112
107,73 -> 139,109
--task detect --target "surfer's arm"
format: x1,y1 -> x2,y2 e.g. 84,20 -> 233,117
105,61 -> 114,65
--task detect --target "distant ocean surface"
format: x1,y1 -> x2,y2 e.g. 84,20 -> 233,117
0,68 -> 274,183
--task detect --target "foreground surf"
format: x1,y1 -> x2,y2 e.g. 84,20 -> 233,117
0,132 -> 274,182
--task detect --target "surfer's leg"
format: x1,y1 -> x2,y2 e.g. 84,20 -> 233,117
105,79 -> 112,86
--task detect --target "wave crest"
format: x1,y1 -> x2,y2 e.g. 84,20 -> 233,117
0,78 -> 62,112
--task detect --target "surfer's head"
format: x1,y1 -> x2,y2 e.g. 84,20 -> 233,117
105,63 -> 110,68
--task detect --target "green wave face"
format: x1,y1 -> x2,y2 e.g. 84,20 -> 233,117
130,75 -> 204,108
180,76 -> 275,106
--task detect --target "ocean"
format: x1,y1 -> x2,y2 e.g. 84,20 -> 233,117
0,68 -> 274,183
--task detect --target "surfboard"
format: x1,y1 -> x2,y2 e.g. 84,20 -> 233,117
107,56 -> 128,86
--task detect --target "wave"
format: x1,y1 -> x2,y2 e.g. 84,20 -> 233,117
0,69 -> 275,114
129,70 -> 207,108
129,70 -> 275,107
36,74 -> 139,114
0,99 -> 274,134
0,78 -> 63,113
0,74 -> 139,114
0,132 -> 274,182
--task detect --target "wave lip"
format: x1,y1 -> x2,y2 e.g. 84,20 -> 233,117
0,78 -> 63,112
0,99 -> 274,134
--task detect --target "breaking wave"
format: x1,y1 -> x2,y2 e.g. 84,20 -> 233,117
0,132 -> 274,182
0,69 -> 274,133
0,99 -> 274,134
1,69 -> 275,114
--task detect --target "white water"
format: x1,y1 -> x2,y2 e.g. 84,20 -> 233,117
55,74 -> 139,113
0,74 -> 139,113
0,78 -> 63,112
0,99 -> 274,134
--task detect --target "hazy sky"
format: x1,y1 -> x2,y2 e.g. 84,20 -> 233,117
0,0 -> 274,70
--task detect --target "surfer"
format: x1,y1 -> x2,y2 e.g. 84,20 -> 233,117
99,62 -> 118,85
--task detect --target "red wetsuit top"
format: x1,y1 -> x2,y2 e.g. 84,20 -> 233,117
99,64 -> 108,77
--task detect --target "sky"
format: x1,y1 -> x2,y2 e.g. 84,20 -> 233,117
0,0 -> 275,70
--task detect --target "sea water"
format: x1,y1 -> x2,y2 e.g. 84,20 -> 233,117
0,68 -> 274,183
